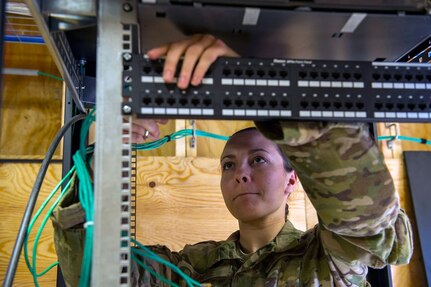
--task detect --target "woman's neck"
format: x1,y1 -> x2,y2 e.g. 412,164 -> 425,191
238,218 -> 286,254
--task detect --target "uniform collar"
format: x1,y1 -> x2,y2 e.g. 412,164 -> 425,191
207,220 -> 306,268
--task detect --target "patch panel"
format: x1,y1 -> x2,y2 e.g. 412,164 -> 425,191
122,55 -> 431,122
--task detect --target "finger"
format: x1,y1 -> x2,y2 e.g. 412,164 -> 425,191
155,119 -> 169,125
191,39 -> 239,86
132,119 -> 161,140
146,45 -> 170,60
131,132 -> 146,144
163,35 -> 202,83
178,34 -> 217,89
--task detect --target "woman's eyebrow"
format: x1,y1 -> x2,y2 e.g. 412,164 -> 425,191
220,148 -> 270,162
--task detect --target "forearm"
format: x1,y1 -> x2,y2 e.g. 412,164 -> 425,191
255,121 -> 399,237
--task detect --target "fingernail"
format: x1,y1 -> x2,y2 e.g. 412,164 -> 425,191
179,75 -> 188,87
192,75 -> 201,86
164,70 -> 173,81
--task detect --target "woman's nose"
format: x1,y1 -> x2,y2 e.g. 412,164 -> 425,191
235,165 -> 251,183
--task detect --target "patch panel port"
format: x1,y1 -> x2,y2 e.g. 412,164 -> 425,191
155,65 -> 163,75
269,100 -> 278,108
279,70 -> 288,78
345,102 -> 353,110
353,73 -> 362,80
234,69 -> 243,77
155,97 -> 164,106
404,74 -> 413,81
280,100 -> 289,108
385,103 -> 394,110
300,101 -> 309,109
234,99 -> 244,107
268,70 -> 277,78
372,73 -> 381,81
142,97 -> 152,105
383,74 -> 391,81
342,73 -> 351,80
396,103 -> 405,110
223,68 -> 231,76
310,71 -> 318,79
245,69 -> 254,77
246,100 -> 255,107
416,74 -> 424,81
167,98 -> 176,106
356,102 -> 364,110
143,66 -> 152,74
331,72 -> 340,80
179,98 -> 188,106
203,99 -> 212,107
375,102 -> 383,110
223,99 -> 232,107
257,70 -> 266,77
418,103 -> 427,110
334,102 -> 342,109
323,101 -> 331,109
298,71 -> 307,79
407,103 -> 415,110
258,100 -> 266,108
311,101 -> 320,109
191,98 -> 200,106
321,72 -> 329,79
394,74 -> 402,81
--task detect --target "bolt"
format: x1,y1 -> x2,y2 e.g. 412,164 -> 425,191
123,3 -> 133,12
122,105 -> 132,114
123,52 -> 132,62
124,76 -> 132,83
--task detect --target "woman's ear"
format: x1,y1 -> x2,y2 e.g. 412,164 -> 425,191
285,171 -> 298,196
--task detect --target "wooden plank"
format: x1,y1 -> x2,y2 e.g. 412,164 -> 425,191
1,43 -> 63,158
0,163 -> 63,286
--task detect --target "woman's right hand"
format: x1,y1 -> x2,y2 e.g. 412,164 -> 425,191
146,34 -> 239,90
132,34 -> 238,143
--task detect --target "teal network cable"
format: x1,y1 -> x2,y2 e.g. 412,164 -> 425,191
131,239 -> 202,287
377,135 -> 431,145
133,129 -> 229,151
24,167 -> 76,287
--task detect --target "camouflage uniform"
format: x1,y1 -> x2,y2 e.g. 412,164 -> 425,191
53,121 -> 413,286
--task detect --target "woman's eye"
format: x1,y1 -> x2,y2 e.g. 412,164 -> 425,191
222,162 -> 234,170
252,156 -> 266,164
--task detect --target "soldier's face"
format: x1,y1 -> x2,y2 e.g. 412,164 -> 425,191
220,129 -> 294,223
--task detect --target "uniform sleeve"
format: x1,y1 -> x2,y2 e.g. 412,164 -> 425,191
255,121 -> 413,269
131,245 -> 184,287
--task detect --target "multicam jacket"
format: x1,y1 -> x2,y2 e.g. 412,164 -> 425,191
128,122 -> 412,287
52,121 -> 413,287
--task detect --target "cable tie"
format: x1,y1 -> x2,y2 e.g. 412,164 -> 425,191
420,138 -> 427,144
84,221 -> 94,229
164,135 -> 171,142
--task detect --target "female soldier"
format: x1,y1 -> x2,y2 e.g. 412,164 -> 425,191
55,35 -> 413,286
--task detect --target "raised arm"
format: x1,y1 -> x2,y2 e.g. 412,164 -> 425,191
255,121 -> 413,268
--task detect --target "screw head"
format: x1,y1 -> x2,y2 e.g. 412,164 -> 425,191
122,105 -> 132,114
123,53 -> 132,62
123,3 -> 133,12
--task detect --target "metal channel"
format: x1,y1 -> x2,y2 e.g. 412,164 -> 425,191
24,0 -> 86,113
93,0 -> 130,286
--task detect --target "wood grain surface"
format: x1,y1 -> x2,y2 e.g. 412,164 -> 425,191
1,43 -> 63,158
0,163 -> 63,286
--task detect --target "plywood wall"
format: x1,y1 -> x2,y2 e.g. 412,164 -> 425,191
0,163 -> 62,286
1,43 -> 63,159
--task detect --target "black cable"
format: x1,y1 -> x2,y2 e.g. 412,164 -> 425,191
3,113 -> 86,287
